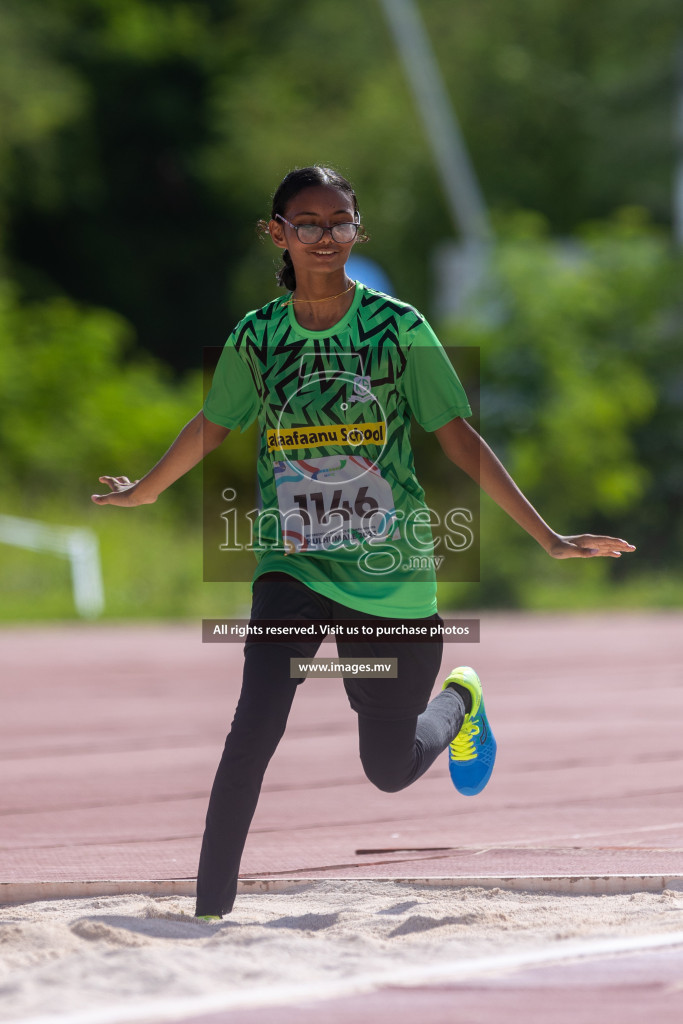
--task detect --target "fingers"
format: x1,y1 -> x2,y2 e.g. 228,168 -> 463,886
550,534 -> 636,559
571,535 -> 636,558
583,535 -> 635,554
91,475 -> 137,505
98,475 -> 133,491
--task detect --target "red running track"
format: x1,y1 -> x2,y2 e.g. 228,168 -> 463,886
2,612 -> 682,885
2,612 -> 683,1023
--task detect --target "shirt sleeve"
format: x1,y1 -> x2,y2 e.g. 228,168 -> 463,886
203,336 -> 260,431
401,317 -> 472,430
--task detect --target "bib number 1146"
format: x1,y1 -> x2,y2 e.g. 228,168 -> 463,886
274,455 -> 398,552
292,486 -> 379,522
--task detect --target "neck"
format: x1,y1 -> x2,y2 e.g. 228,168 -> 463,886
287,273 -> 356,330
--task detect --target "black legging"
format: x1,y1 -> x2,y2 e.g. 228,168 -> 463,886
195,573 -> 465,916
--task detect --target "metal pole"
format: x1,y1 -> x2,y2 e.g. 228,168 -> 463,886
378,0 -> 493,244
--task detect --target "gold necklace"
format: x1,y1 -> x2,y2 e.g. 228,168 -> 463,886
283,281 -> 355,306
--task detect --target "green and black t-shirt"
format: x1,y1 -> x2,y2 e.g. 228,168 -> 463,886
203,283 -> 471,617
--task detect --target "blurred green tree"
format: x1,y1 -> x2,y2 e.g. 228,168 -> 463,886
1,0 -> 681,368
1,0 -> 681,615
0,280 -> 203,507
438,208 -> 681,604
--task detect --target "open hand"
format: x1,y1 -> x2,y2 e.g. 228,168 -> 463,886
91,476 -> 156,507
547,533 -> 635,559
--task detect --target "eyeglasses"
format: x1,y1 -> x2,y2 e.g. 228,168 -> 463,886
275,214 -> 359,245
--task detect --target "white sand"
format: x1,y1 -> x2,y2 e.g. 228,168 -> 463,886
2,882 -> 683,1023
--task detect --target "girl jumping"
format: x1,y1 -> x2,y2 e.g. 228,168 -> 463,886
92,165 -> 634,918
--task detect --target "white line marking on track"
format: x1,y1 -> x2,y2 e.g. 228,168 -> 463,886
14,929 -> 683,1024
487,819 -> 683,849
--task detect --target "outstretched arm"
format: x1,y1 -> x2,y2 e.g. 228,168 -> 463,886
91,411 -> 230,507
434,417 -> 635,559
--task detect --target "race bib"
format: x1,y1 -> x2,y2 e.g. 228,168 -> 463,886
273,455 -> 399,552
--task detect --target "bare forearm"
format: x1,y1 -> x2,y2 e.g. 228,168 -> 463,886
435,417 -> 635,560
135,411 -> 229,500
475,439 -> 556,549
92,411 -> 230,507
435,418 -> 556,551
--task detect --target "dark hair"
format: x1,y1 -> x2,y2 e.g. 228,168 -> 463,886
260,165 -> 364,291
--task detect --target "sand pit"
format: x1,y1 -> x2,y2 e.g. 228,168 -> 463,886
2,881 -> 683,1023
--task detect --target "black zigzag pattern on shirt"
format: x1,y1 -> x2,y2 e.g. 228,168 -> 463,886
230,287 -> 436,481
359,291 -> 423,329
349,302 -> 416,479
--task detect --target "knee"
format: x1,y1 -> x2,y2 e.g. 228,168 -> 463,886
371,777 -> 406,794
360,756 -> 409,794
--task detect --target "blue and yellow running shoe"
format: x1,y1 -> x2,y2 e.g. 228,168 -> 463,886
442,666 -> 497,796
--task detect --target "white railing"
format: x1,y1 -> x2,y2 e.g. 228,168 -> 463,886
0,514 -> 105,619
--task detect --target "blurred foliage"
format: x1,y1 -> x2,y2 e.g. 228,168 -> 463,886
440,208 -> 683,605
0,0 -> 682,617
0,280 -> 200,510
0,0 -> 681,366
